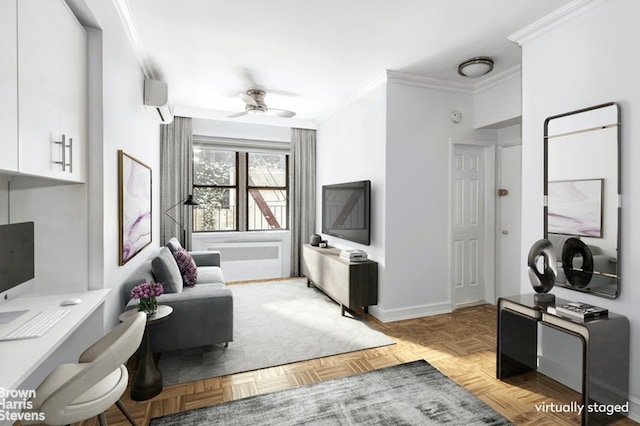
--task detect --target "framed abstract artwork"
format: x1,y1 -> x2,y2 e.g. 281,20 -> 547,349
118,150 -> 152,265
547,178 -> 603,238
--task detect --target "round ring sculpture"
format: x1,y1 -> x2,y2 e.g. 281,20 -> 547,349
562,237 -> 593,288
527,239 -> 557,303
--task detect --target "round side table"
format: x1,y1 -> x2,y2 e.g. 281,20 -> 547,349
119,305 -> 173,401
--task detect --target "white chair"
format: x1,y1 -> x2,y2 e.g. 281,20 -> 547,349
22,312 -> 146,426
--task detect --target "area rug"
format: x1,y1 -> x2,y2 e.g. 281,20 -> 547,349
158,278 -> 394,385
151,360 -> 513,425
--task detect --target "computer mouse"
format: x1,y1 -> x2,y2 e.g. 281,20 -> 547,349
60,298 -> 82,306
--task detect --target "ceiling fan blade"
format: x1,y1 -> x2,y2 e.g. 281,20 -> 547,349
266,108 -> 296,118
239,92 -> 258,107
228,111 -> 249,118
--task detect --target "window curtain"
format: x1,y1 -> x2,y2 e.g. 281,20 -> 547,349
290,128 -> 316,276
160,116 -> 194,249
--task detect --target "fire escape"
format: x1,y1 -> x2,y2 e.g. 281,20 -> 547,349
248,158 -> 286,229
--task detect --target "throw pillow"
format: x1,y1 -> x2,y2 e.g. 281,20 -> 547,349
173,247 -> 198,287
165,237 -> 183,256
151,247 -> 183,293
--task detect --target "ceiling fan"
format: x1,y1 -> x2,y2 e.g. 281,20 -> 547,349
228,89 -> 296,118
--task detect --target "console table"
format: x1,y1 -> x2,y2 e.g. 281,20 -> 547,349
497,295 -> 629,425
302,244 -> 378,316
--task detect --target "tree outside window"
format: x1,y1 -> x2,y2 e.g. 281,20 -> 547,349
193,149 -> 237,231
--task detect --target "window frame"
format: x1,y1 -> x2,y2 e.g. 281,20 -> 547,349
191,140 -> 289,232
245,153 -> 290,231
192,150 -> 239,232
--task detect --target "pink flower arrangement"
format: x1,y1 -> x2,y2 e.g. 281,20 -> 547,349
130,282 -> 164,300
131,283 -> 164,314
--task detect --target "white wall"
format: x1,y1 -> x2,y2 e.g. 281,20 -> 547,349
517,0 -> 640,419
474,69 -> 522,129
8,178 -> 88,294
317,75 -> 501,322
84,0 -> 160,329
384,78 -> 493,320
193,118 -> 291,142
316,81 -> 386,310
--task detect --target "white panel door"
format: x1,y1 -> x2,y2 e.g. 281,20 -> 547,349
452,144 -> 485,305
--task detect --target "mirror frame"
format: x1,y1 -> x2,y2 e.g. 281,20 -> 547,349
543,102 -> 621,299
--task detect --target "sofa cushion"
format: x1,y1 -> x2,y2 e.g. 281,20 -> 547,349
165,237 -> 182,256
196,266 -> 225,285
152,247 -> 183,293
173,247 -> 198,287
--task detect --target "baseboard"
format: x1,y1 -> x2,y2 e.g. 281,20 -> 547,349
454,300 -> 487,309
627,396 -> 640,423
369,301 -> 452,323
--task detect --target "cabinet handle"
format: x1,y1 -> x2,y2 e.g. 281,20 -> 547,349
68,137 -> 73,173
54,134 -> 66,172
53,135 -> 72,173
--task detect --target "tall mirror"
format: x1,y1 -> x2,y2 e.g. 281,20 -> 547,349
544,102 -> 620,299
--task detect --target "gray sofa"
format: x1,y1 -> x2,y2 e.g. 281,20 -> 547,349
121,238 -> 233,353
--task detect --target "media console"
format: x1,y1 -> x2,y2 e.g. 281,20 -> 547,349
302,244 -> 378,316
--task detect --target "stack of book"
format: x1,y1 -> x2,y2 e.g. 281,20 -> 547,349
555,302 -> 608,322
340,249 -> 368,261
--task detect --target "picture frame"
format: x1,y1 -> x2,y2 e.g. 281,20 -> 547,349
547,178 -> 603,238
118,150 -> 152,265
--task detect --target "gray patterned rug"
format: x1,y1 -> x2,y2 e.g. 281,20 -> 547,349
158,279 -> 394,385
150,360 -> 513,425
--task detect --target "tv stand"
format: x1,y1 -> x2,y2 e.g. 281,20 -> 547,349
302,244 -> 378,316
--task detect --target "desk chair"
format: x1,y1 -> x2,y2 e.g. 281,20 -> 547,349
22,312 -> 146,426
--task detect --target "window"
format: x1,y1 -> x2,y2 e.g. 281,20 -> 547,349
193,149 -> 237,231
247,153 -> 288,230
193,146 -> 289,232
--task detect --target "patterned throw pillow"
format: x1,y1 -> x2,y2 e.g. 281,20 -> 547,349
173,247 -> 198,287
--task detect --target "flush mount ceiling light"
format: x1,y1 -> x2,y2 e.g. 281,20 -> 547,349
458,57 -> 494,78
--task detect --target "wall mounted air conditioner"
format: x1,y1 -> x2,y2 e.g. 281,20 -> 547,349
144,79 -> 174,124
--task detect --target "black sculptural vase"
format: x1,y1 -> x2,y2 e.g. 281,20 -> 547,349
562,237 -> 594,288
527,239 -> 557,303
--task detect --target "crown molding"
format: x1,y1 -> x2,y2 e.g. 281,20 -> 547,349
472,65 -> 521,94
386,70 -> 472,93
318,65 -> 524,125
508,0 -> 610,46
112,0 -> 155,79
315,72 -> 388,124
387,66 -> 522,95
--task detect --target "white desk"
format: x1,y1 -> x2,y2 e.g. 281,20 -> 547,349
0,289 -> 110,391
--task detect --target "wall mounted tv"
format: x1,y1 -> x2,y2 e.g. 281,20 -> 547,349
322,180 -> 371,246
0,222 -> 35,297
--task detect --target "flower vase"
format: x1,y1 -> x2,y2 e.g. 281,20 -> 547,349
138,296 -> 158,315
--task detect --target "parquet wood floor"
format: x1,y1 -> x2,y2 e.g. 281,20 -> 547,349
37,302 -> 639,426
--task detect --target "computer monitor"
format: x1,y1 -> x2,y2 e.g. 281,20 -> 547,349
0,222 -> 35,300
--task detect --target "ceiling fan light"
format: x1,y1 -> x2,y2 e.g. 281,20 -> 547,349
246,108 -> 264,116
458,57 -> 494,78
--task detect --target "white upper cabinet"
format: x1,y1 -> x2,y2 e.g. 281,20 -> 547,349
17,0 -> 87,182
0,0 -> 19,173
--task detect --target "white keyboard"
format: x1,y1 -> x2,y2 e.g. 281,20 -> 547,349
0,310 -> 71,341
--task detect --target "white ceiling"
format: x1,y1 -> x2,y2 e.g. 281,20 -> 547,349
122,0 -> 575,125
